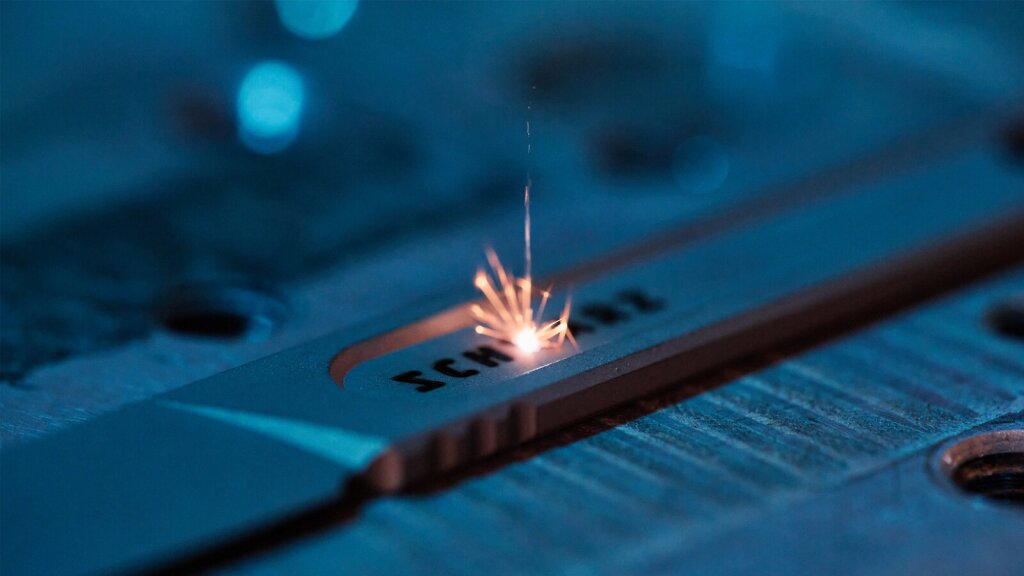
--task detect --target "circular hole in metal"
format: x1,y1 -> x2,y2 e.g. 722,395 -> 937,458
159,283 -> 287,341
941,429 -> 1024,504
986,295 -> 1024,341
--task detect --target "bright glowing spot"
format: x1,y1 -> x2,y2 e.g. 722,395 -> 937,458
513,329 -> 542,353
237,61 -> 305,154
274,0 -> 358,40
472,131 -> 573,354
471,248 -> 574,354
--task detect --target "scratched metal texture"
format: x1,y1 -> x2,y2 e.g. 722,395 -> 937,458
220,268 -> 1024,576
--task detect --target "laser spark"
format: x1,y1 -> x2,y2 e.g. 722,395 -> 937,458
471,185 -> 575,353
472,112 -> 572,354
471,247 -> 574,353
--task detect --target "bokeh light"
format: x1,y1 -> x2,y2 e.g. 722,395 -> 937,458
274,0 -> 358,40
237,60 -> 305,155
672,136 -> 729,195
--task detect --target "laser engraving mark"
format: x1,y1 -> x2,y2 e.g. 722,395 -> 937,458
385,290 -> 664,394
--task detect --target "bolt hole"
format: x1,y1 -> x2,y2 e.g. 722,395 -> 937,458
158,283 -> 287,341
941,429 -> 1024,504
986,295 -> 1024,340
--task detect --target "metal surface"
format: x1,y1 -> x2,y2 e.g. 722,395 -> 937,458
4,3 -> 1024,576
217,269 -> 1024,576
6,1 -> 1024,441
3,128 -> 1023,575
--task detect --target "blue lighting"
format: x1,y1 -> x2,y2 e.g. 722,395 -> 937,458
274,0 -> 358,40
672,136 -> 729,195
237,61 -> 305,155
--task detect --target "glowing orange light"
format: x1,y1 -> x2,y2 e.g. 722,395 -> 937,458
471,184 -> 574,353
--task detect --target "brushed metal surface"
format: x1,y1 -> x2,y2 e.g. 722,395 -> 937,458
3,139 -> 1022,576
217,268 -> 1024,576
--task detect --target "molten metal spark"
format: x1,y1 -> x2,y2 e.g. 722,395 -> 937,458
471,171 -> 575,352
472,117 -> 573,353
471,247 -> 575,353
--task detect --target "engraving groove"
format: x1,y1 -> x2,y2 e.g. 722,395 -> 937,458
617,289 -> 666,312
462,346 -> 514,367
432,359 -> 479,378
390,371 -> 446,393
580,303 -> 629,325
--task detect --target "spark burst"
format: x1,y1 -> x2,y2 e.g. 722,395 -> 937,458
471,187 -> 575,353
471,247 -> 574,353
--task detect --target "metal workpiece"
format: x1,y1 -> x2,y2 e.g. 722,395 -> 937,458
219,267 -> 1024,576
3,135 -> 1024,575
6,4 -> 1024,576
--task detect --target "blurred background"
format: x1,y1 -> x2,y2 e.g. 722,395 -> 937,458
2,1 -> 1024,441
